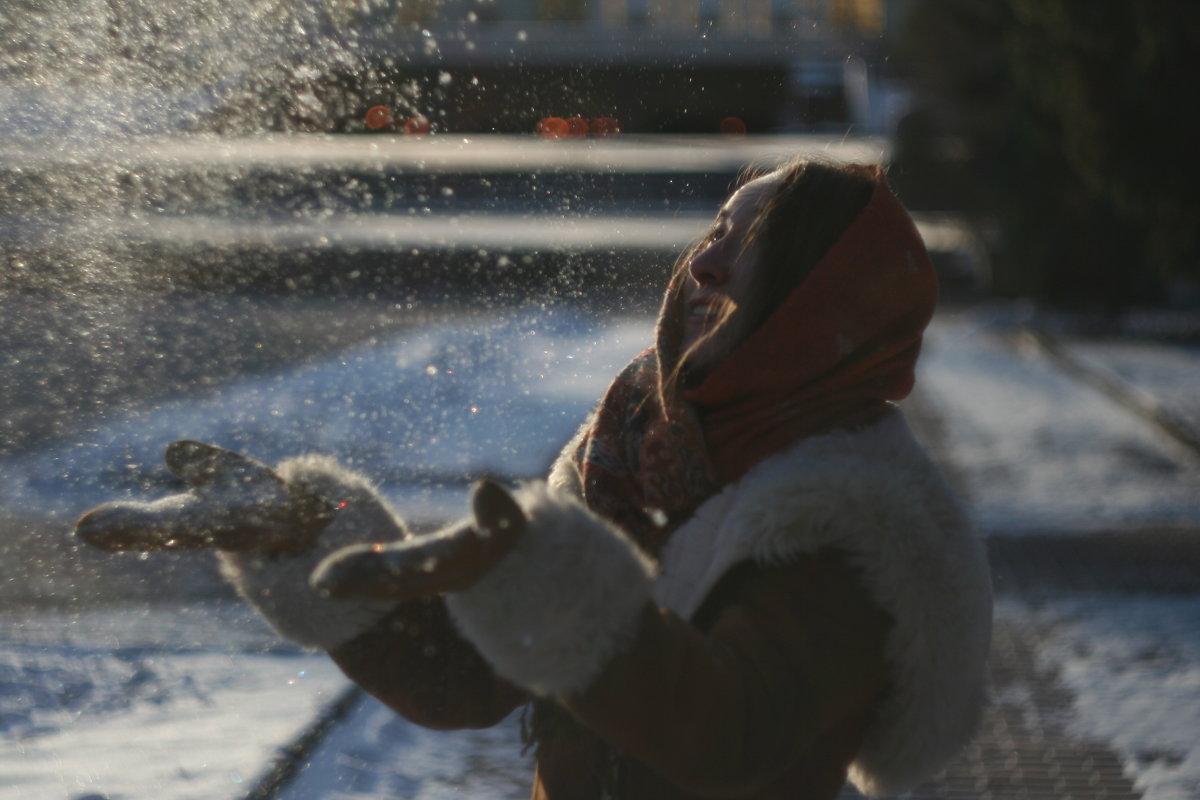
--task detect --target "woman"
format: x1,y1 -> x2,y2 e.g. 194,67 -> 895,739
78,159 -> 993,799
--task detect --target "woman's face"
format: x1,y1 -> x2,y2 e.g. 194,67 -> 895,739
680,172 -> 779,372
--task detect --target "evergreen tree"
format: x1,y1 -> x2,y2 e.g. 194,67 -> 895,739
896,0 -> 1199,308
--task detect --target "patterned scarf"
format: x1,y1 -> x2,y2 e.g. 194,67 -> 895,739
572,167 -> 938,553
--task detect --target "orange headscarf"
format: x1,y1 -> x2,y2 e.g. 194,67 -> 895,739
683,165 -> 938,482
575,166 -> 938,552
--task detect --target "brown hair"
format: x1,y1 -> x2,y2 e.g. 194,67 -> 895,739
668,158 -> 878,383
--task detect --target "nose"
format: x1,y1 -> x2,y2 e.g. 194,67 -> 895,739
687,240 -> 728,286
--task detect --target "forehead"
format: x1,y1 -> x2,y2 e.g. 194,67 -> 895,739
721,171 -> 782,222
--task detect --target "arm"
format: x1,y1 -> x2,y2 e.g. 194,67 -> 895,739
328,598 -> 528,731
75,442 -> 525,731
217,456 -> 529,729
317,481 -> 891,795
301,425 -> 590,730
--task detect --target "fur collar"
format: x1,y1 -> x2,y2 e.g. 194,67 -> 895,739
653,410 -> 993,797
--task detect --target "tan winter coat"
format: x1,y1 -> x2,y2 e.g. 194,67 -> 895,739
323,409 -> 993,799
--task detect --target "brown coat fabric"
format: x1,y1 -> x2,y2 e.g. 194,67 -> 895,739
329,548 -> 891,800
319,411 -> 991,799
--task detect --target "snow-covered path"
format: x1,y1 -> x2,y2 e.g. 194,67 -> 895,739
0,307 -> 652,525
1035,333 -> 1200,466
997,594 -> 1200,800
918,308 -> 1200,534
917,307 -> 1200,800
275,698 -> 531,800
0,604 -> 348,800
1,305 -> 648,800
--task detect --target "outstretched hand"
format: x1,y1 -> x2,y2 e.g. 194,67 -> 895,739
74,441 -> 333,553
310,479 -> 526,601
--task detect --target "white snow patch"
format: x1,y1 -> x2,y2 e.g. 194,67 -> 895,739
0,603 -> 349,800
278,696 -> 532,800
919,312 -> 1200,533
0,311 -> 653,526
1063,338 -> 1200,433
1003,595 -> 1200,800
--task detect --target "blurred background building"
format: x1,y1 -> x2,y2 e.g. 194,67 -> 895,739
5,0 -> 1194,309
290,0 -> 914,133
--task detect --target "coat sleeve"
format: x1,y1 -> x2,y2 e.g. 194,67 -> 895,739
319,431 -> 593,732
562,552 -> 892,797
327,595 -> 529,731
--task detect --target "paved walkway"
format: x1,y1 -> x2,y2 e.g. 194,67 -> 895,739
885,323 -> 1200,800
852,521 -> 1200,800
888,616 -> 1143,800
834,534 -> 1199,800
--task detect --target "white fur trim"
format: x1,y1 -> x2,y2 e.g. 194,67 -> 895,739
446,482 -> 655,697
546,417 -> 590,497
654,411 -> 993,797
218,455 -> 405,650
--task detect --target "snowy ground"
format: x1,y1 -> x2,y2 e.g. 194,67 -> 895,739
0,602 -> 348,800
0,305 -> 647,800
924,306 -> 1200,800
0,306 -> 651,526
2,302 -> 1199,799
918,306 -> 1200,534
1056,336 -> 1200,441
275,699 -> 531,800
996,595 -> 1200,800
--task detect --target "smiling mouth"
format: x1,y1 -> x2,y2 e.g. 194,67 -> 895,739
687,302 -> 723,325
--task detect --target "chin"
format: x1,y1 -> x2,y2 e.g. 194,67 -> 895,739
680,319 -> 739,381
682,345 -> 722,381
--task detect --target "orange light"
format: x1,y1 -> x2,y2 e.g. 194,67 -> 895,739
590,117 -> 621,137
536,117 -> 569,139
365,105 -> 393,131
403,116 -> 431,136
565,116 -> 589,138
719,116 -> 747,137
